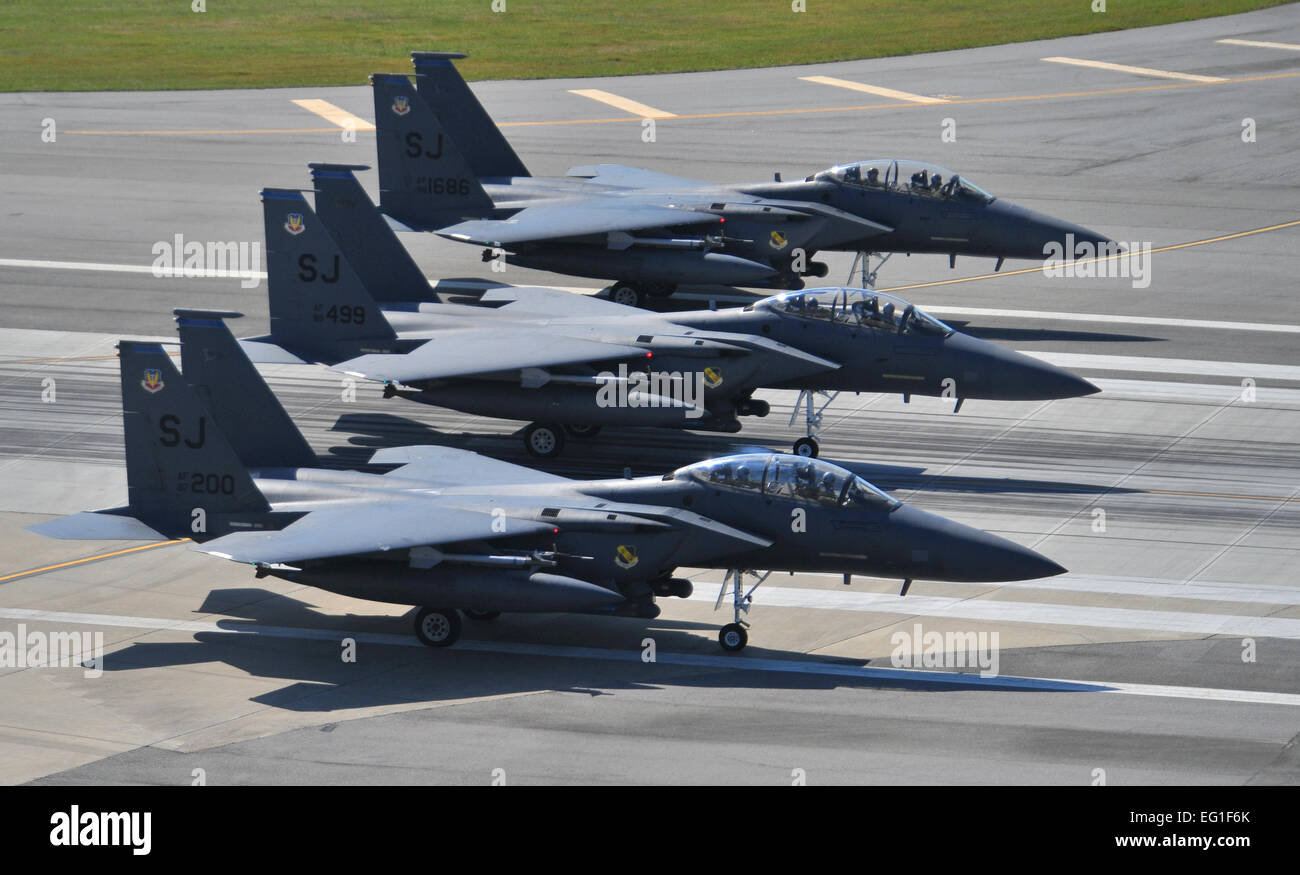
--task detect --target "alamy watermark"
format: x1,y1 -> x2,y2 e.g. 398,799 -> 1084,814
1042,234 -> 1152,289
890,623 -> 1000,677
0,624 -> 103,678
594,363 -> 721,419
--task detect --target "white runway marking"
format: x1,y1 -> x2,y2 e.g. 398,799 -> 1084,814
920,304 -> 1300,335
290,99 -> 375,131
1091,378 -> 1300,405
1041,56 -> 1228,83
0,257 -> 265,281
2,606 -> 1297,707
1217,38 -> 1300,52
1024,351 -> 1300,382
567,89 -> 676,118
6,256 -> 1300,337
798,75 -> 949,104
682,585 -> 1300,639
800,572 -> 1300,606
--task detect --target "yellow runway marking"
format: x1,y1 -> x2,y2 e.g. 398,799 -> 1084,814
567,89 -> 676,119
1145,489 -> 1300,503
799,75 -> 948,104
0,540 -> 189,584
290,98 -> 375,131
1217,38 -> 1300,52
64,70 -> 1300,136
1041,56 -> 1228,83
880,219 -> 1300,294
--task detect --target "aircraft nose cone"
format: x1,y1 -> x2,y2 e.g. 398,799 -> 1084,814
991,201 -> 1115,259
895,505 -> 1067,582
942,333 -> 1100,400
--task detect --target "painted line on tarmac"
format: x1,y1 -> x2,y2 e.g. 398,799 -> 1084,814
0,257 -> 265,281
62,70 -> 1300,136
290,98 -> 375,131
922,304 -> 1300,335
798,76 -> 949,104
1041,57 -> 1228,83
887,218 -> 1300,294
567,89 -> 676,119
4,605 -> 1300,706
1023,351 -> 1300,382
1217,38 -> 1300,52
680,585 -> 1300,640
1091,378 -> 1300,405
800,571 -> 1300,606
0,540 -> 187,584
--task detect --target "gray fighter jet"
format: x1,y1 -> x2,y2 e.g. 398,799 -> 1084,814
248,166 -> 1097,459
30,311 -> 1066,651
371,52 -> 1113,305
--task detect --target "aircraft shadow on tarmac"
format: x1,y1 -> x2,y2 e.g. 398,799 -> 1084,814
326,412 -> 1138,498
92,589 -> 1091,708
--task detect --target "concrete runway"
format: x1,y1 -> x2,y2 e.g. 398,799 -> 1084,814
1,7 -> 1299,784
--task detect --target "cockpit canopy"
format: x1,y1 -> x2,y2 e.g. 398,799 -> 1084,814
675,453 -> 900,511
812,159 -> 995,204
757,288 -> 953,337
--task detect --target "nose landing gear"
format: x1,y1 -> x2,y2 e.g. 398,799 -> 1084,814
714,568 -> 771,652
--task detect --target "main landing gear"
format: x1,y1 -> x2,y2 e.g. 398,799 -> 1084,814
414,606 -> 462,647
610,281 -> 676,308
714,568 -> 771,653
787,389 -> 839,458
522,422 -> 603,458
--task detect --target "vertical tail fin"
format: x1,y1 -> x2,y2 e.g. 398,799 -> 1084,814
175,309 -> 317,469
308,163 -> 435,302
371,73 -> 494,230
263,187 -> 398,361
119,340 -> 269,537
411,51 -> 530,179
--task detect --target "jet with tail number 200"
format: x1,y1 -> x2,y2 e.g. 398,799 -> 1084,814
245,164 -> 1098,459
369,52 -> 1114,305
29,310 -> 1066,652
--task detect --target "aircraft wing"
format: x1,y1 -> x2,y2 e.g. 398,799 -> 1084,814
370,445 -> 569,486
437,202 -> 721,246
194,499 -> 556,565
477,285 -> 639,317
565,163 -> 713,190
332,326 -> 647,384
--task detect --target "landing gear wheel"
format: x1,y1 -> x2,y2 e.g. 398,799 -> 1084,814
414,607 -> 462,647
793,436 -> 819,458
563,424 -> 602,440
611,284 -> 643,307
523,422 -> 565,458
464,609 -> 501,621
669,579 -> 693,599
719,624 -> 748,653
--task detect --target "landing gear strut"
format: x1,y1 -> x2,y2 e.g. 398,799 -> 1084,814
787,389 -> 839,457
847,251 -> 892,289
714,568 -> 770,652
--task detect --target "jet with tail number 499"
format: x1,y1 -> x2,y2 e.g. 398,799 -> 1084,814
243,164 -> 1098,459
